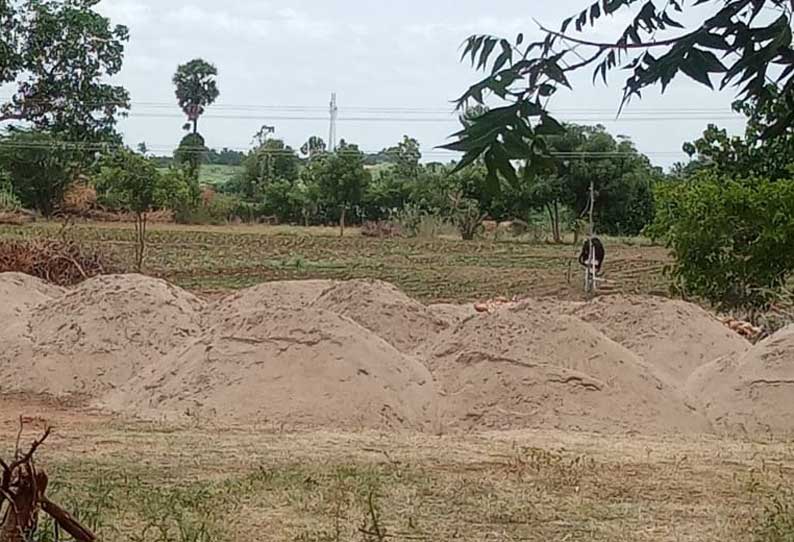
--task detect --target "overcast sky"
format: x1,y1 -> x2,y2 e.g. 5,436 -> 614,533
94,0 -> 748,169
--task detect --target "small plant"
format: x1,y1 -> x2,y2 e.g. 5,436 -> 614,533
752,489 -> 794,542
0,186 -> 21,212
448,192 -> 486,241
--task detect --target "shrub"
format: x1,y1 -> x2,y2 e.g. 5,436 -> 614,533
0,130 -> 80,216
751,490 -> 794,542
0,239 -> 113,285
361,220 -> 403,238
647,174 -> 794,313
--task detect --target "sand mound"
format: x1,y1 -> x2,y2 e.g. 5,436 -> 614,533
0,272 -> 65,320
0,275 -> 204,397
206,279 -> 337,325
428,302 -> 709,433
686,325 -> 794,435
102,307 -> 436,431
313,279 -> 449,353
572,295 -> 750,385
427,303 -> 478,326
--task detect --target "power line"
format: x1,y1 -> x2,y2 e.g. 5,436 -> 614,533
0,140 -> 688,157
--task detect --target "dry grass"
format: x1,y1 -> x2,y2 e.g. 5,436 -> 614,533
0,222 -> 670,302
1,399 -> 792,542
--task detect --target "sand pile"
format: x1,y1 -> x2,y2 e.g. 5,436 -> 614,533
572,295 -> 750,385
0,272 -> 65,321
687,325 -> 794,435
102,307 -> 436,430
206,279 -> 337,325
0,275 -> 204,397
313,279 -> 450,353
4,270 -> 793,436
427,300 -> 710,434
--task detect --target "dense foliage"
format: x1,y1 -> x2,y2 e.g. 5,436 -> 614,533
447,0 -> 794,182
0,0 -> 129,142
0,130 -> 80,216
649,173 -> 794,312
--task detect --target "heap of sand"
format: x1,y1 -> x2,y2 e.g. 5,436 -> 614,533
0,275 -> 204,397
687,325 -> 794,435
3,271 -> 792,437
0,272 -> 65,321
101,306 -> 436,431
205,279 -> 337,326
313,279 -> 450,354
427,300 -> 711,434
572,295 -> 750,385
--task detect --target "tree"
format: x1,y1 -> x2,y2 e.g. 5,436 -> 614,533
0,0 -> 129,142
446,0 -> 794,183
684,86 -> 794,181
95,150 -> 161,271
174,132 -> 208,184
394,136 -> 422,179
238,139 -> 300,198
305,141 -> 371,236
300,136 -> 327,159
0,130 -> 79,216
173,58 -> 219,134
647,173 -> 794,314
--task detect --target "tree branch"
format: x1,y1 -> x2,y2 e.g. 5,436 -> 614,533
538,22 -> 693,50
8,427 -> 52,473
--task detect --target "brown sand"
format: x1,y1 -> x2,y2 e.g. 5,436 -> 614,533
313,279 -> 450,354
0,272 -> 65,321
427,300 -> 711,434
686,325 -> 794,435
2,272 -> 793,436
572,295 -> 750,385
0,275 -> 204,397
205,279 -> 337,326
101,307 -> 436,431
426,303 -> 478,326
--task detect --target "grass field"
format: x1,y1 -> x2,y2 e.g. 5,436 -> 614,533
155,164 -> 242,188
199,164 -> 242,187
1,397 -> 791,542
0,221 -> 670,301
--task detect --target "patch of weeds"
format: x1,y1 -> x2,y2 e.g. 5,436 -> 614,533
752,488 -> 794,542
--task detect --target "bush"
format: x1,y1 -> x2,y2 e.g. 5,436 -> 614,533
0,186 -> 21,212
176,193 -> 244,225
647,174 -> 794,313
751,490 -> 794,542
0,130 -> 80,216
0,239 -> 113,285
361,220 -> 403,238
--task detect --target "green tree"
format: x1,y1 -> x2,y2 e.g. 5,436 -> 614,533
0,130 -> 79,216
174,132 -> 208,186
684,86 -> 794,181
173,58 -> 219,134
305,141 -> 371,236
95,150 -> 161,270
0,0 -> 129,142
446,0 -> 794,181
394,136 -> 422,179
238,139 -> 300,198
648,173 -> 794,314
300,136 -> 327,159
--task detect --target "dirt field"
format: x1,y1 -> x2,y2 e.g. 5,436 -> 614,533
0,397 -> 792,542
0,222 -> 668,301
1,223 -> 793,541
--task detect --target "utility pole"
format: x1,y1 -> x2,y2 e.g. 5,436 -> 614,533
328,92 -> 338,153
588,179 -> 597,293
